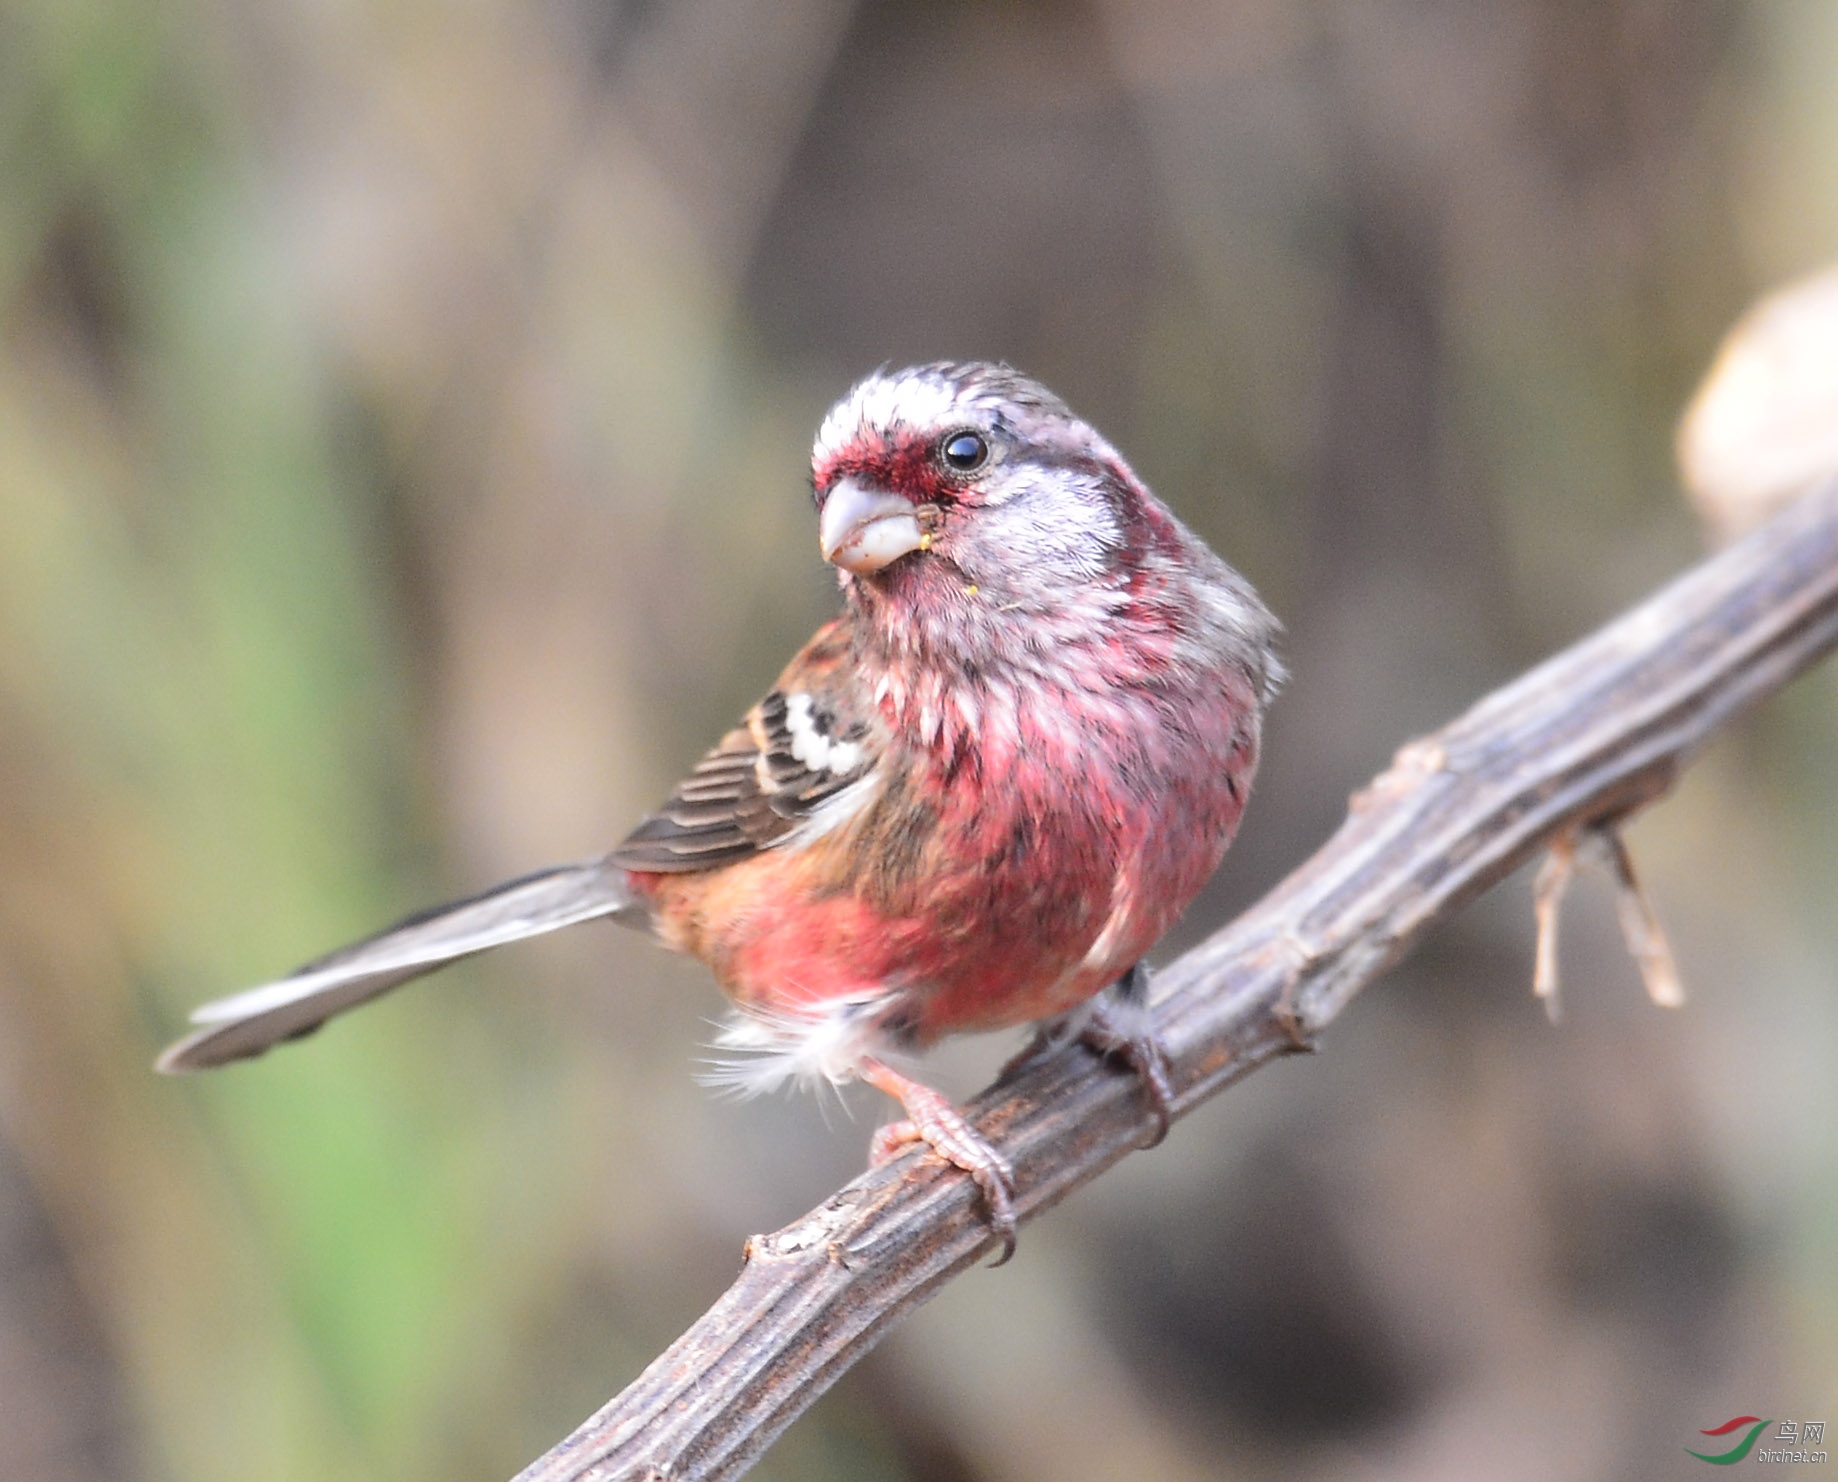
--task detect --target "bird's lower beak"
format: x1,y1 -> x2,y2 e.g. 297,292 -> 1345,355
819,477 -> 925,574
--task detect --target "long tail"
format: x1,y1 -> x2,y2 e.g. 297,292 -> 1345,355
156,858 -> 642,1073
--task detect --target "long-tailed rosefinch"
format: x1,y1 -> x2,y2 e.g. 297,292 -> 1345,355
159,362 -> 1283,1254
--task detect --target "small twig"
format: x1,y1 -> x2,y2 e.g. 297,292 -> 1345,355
515,480 -> 1838,1482
1529,819 -> 1687,1018
1596,826 -> 1687,1008
1531,831 -> 1576,1020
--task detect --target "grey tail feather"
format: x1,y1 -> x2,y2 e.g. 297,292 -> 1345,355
155,857 -> 642,1074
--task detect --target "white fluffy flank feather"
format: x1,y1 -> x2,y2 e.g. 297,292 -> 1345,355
697,991 -> 902,1098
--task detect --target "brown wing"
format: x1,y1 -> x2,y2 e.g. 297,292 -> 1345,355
610,623 -> 881,873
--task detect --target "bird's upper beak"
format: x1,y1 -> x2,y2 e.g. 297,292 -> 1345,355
818,477 -> 926,575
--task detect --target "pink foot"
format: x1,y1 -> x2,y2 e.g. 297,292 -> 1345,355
862,1060 -> 1017,1262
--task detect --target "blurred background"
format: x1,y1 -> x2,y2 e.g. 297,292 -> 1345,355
2,0 -> 1835,1478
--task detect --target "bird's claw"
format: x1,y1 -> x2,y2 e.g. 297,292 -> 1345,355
863,1061 -> 1018,1263
1000,965 -> 1178,1147
1078,1001 -> 1176,1147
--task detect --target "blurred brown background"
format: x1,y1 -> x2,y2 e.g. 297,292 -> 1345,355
2,1 -> 1835,1478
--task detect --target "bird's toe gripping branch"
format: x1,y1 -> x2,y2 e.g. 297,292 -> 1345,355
1532,821 -> 1685,1021
1076,965 -> 1176,1147
861,1060 -> 1018,1263
992,964 -> 1178,1147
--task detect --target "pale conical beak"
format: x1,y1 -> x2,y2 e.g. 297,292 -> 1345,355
819,477 -> 925,574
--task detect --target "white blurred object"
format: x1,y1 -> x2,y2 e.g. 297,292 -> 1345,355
1678,263 -> 1838,541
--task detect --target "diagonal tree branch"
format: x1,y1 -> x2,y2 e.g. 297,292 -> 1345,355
516,480 -> 1838,1482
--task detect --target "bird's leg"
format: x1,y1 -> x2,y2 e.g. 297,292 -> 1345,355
861,1058 -> 1017,1263
1078,961 -> 1176,1147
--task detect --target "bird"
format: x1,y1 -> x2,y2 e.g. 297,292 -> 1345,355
157,361 -> 1283,1258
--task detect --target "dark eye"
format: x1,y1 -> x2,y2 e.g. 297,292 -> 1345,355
940,430 -> 988,472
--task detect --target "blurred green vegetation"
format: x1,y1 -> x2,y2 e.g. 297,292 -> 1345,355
1,2 -> 1835,1480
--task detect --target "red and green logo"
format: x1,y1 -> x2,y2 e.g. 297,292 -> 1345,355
1688,1416 -> 1770,1464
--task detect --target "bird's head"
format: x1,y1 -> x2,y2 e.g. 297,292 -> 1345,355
807,362 -> 1282,702
810,362 -> 1160,604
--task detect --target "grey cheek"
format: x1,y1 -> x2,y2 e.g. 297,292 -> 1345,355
974,466 -> 1023,508
962,501 -> 1119,589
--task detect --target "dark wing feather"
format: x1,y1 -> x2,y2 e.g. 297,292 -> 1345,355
611,623 -> 880,873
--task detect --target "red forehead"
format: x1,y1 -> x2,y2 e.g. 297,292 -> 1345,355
812,427 -> 952,503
